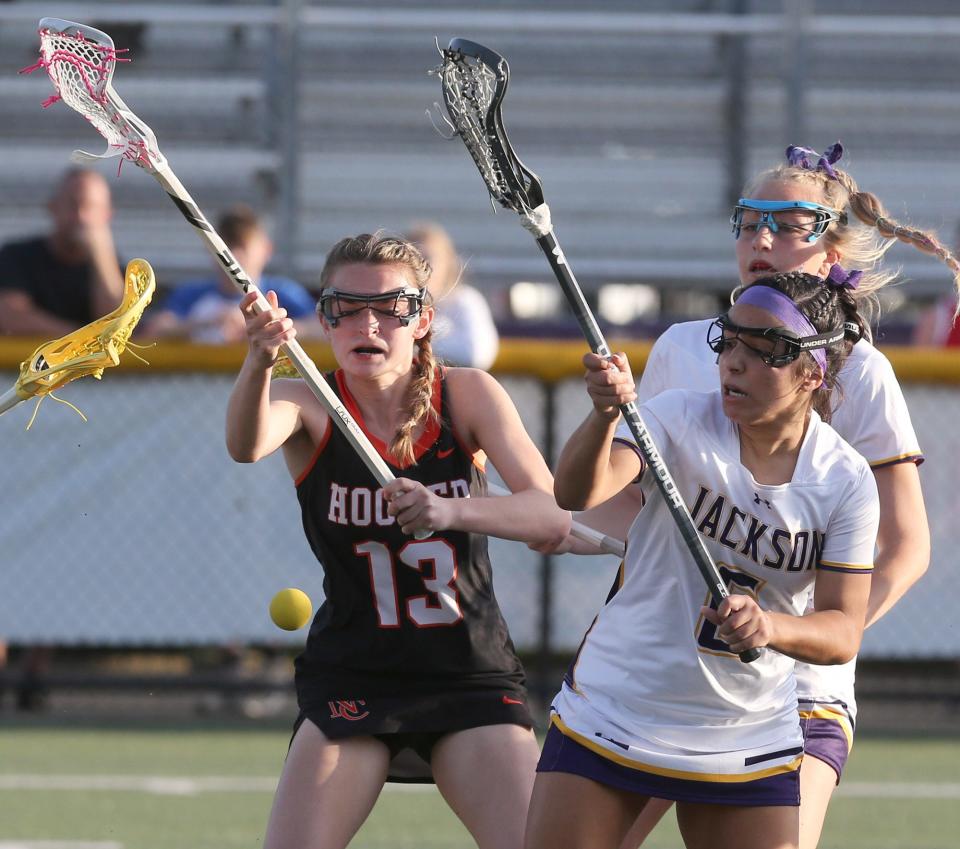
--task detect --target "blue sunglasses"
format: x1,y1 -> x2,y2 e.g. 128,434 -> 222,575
731,199 -> 846,243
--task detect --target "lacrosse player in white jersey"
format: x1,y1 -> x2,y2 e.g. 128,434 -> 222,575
524,271 -> 879,849
619,143 -> 960,849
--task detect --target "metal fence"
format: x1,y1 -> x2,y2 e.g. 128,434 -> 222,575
2,341 -> 958,661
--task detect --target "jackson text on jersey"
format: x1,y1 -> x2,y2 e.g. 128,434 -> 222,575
690,485 -> 824,572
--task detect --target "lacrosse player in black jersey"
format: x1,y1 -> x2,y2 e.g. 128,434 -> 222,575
227,232 -> 570,849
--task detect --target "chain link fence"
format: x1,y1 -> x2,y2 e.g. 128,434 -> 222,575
2,352 -> 957,661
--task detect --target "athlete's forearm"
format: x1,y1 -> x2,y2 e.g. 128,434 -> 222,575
767,609 -> 863,665
866,462 -> 930,627
451,487 -> 571,545
865,548 -> 928,628
225,359 -> 278,462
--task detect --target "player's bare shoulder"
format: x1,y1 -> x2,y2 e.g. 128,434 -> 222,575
444,366 -> 506,409
443,367 -> 511,445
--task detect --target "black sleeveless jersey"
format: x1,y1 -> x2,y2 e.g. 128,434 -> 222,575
293,370 -> 526,701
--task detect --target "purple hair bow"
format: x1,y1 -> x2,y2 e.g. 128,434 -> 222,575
785,142 -> 844,180
827,263 -> 862,290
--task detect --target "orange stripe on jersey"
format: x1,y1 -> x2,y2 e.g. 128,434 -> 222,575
294,416 -> 333,487
334,368 -> 443,469
446,370 -> 487,472
450,421 -> 486,473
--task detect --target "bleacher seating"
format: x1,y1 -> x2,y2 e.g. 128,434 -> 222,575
0,0 -> 958,310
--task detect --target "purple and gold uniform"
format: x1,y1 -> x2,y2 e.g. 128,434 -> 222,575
543,390 -> 878,805
292,370 -> 531,781
637,320 -> 921,778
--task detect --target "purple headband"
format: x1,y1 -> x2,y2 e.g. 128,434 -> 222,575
827,262 -> 862,290
736,285 -> 827,381
786,142 -> 843,180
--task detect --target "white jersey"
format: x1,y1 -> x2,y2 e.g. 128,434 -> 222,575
636,319 -> 922,718
552,390 -> 878,778
638,319 -> 921,467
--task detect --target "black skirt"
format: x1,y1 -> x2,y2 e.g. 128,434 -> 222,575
294,682 -> 534,782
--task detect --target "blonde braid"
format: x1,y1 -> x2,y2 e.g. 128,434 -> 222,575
747,162 -> 960,322
848,193 -> 960,318
389,327 -> 439,467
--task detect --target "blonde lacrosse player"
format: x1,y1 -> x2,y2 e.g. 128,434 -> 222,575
621,143 -> 957,849
226,232 -> 569,849
525,271 -> 878,849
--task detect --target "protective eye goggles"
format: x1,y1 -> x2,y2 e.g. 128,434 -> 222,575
730,199 -> 847,243
318,287 -> 425,327
707,314 -> 845,367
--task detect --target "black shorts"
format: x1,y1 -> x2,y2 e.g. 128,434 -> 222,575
294,687 -> 534,783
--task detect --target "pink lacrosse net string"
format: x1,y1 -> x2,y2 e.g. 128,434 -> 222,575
19,25 -> 154,170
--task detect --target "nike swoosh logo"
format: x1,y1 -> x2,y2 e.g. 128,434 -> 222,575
437,447 -> 455,459
502,696 -> 524,705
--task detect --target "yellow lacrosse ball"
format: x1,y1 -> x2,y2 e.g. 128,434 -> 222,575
269,588 -> 312,631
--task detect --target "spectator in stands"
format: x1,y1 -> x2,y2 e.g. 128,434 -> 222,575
144,205 -> 322,343
405,222 -> 500,369
0,167 -> 124,336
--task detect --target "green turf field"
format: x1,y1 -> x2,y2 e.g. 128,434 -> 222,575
1,724 -> 957,848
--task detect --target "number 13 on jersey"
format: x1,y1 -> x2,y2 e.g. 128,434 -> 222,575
355,539 -> 464,628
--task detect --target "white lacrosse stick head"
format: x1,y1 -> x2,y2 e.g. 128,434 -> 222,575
32,18 -> 166,173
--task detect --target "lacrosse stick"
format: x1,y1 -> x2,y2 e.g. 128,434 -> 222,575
26,18 -> 433,536
0,258 -> 155,426
437,38 -> 758,662
486,481 -> 625,558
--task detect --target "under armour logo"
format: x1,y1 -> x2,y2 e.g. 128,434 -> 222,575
552,245 -> 567,266
753,493 -> 772,509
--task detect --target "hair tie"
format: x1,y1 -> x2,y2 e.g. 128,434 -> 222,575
786,142 -> 843,180
876,215 -> 905,239
826,263 -> 862,290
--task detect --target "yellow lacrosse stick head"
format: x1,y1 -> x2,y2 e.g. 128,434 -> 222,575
4,258 -> 155,411
271,353 -> 299,379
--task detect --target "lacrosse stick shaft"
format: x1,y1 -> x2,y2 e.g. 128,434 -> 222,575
152,167 -> 435,539
152,166 -> 396,484
486,481 -> 625,557
534,230 -> 759,663
0,387 -> 23,416
30,21 -> 417,535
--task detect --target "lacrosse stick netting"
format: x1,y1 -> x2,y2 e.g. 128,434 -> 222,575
436,38 -> 543,214
26,18 -> 410,500
438,38 -> 758,662
0,258 -> 155,426
23,19 -> 156,171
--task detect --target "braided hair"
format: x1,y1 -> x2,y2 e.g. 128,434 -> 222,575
319,232 -> 438,467
736,271 -> 863,421
746,160 -> 960,326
